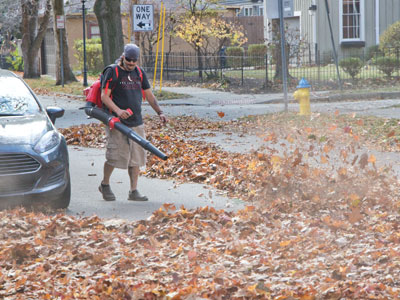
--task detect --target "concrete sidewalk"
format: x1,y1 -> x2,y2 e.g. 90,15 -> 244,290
159,86 -> 400,106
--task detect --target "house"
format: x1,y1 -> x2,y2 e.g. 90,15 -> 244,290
219,0 -> 265,46
263,0 -> 400,60
219,0 -> 265,17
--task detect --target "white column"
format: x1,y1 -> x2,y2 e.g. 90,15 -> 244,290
312,0 -> 317,49
375,0 -> 380,44
263,0 -> 271,43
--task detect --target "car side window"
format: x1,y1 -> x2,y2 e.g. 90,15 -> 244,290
0,77 -> 40,115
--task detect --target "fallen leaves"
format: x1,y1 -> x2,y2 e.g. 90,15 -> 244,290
47,112 -> 400,298
2,198 -> 400,299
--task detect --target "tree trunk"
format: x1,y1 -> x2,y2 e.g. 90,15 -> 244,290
274,42 -> 291,80
52,0 -> 77,84
94,0 -> 124,67
21,0 -> 52,78
197,47 -> 203,79
271,19 -> 291,81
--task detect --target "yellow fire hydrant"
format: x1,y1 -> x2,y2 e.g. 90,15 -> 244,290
293,78 -> 311,116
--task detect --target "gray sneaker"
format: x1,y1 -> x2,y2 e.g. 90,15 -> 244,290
128,190 -> 148,201
98,184 -> 116,201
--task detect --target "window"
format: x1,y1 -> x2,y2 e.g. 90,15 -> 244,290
244,7 -> 253,16
89,25 -> 100,39
340,0 -> 364,42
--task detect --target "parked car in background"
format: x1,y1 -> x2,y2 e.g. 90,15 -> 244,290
0,69 -> 70,209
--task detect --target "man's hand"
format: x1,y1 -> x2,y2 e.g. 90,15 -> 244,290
117,109 -> 132,119
158,112 -> 167,125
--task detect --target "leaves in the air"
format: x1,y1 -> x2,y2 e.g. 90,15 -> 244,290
37,112 -> 400,298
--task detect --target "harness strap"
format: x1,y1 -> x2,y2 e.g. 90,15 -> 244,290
104,65 -> 119,96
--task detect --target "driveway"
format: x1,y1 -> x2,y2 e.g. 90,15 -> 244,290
40,94 -> 244,221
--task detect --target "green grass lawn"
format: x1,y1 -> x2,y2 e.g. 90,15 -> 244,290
220,64 -> 399,81
21,73 -> 188,100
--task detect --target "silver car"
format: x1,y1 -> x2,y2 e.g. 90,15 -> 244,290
0,69 -> 70,209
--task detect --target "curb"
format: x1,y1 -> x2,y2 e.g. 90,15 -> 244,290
256,91 -> 400,105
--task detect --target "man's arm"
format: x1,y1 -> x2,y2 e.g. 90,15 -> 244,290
101,88 -> 131,120
144,88 -> 167,124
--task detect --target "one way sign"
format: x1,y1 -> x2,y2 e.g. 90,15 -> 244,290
133,4 -> 154,32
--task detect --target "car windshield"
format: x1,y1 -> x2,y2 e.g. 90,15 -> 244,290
0,77 -> 40,115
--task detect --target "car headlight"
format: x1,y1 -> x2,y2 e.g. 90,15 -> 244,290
33,130 -> 61,153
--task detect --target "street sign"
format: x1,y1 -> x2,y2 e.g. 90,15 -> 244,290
266,0 -> 294,19
56,15 -> 65,29
133,4 -> 154,32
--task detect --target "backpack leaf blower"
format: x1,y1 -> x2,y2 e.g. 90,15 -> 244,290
83,103 -> 168,160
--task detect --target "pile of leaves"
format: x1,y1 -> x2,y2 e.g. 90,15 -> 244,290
46,112 -> 400,298
60,113 -> 400,203
1,199 -> 400,299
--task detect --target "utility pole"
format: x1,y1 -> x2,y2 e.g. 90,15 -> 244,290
324,0 -> 342,90
278,0 -> 288,112
82,0 -> 88,87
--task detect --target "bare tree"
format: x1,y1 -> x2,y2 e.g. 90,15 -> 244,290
51,0 -> 77,84
93,0 -> 124,67
20,0 -> 52,78
268,19 -> 308,80
0,0 -> 21,54
176,0 -> 221,79
139,6 -> 178,67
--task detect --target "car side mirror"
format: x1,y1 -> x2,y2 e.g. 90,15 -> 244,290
46,106 -> 65,124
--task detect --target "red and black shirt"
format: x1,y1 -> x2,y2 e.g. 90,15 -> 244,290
102,65 -> 150,127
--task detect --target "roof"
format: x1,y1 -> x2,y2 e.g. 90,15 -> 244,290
219,0 -> 263,6
64,0 -> 182,15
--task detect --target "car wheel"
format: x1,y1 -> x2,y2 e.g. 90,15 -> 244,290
52,173 -> 71,209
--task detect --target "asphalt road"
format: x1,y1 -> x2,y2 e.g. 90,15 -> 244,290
39,89 -> 400,221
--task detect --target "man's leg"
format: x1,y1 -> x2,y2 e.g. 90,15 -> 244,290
128,165 -> 140,191
99,162 -> 116,201
102,162 -> 115,185
128,166 -> 148,201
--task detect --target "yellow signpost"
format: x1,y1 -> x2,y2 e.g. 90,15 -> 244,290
159,5 -> 166,92
153,2 -> 164,89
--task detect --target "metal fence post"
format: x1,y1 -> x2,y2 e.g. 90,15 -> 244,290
241,52 -> 244,86
220,52 -> 223,80
182,52 -> 185,81
265,54 -> 269,91
317,50 -> 321,86
166,53 -> 169,80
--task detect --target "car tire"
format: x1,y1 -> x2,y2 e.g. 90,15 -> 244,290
52,172 -> 71,209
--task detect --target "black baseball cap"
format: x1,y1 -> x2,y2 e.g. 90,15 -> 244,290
123,44 -> 140,61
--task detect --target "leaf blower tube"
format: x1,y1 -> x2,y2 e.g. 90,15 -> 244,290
84,103 -> 168,160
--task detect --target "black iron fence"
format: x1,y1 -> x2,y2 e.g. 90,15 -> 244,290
0,55 -> 12,70
142,48 -> 400,91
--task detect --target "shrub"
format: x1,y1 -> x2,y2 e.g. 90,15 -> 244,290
74,38 -> 103,74
266,44 -> 276,64
5,49 -> 23,71
247,44 -> 267,67
226,46 -> 244,68
380,21 -> 400,53
339,57 -> 363,80
366,45 -> 382,61
372,57 -> 400,77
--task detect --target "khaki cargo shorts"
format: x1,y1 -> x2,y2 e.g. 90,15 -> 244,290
105,124 -> 147,169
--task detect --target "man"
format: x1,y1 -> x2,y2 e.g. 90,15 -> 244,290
98,43 -> 167,201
